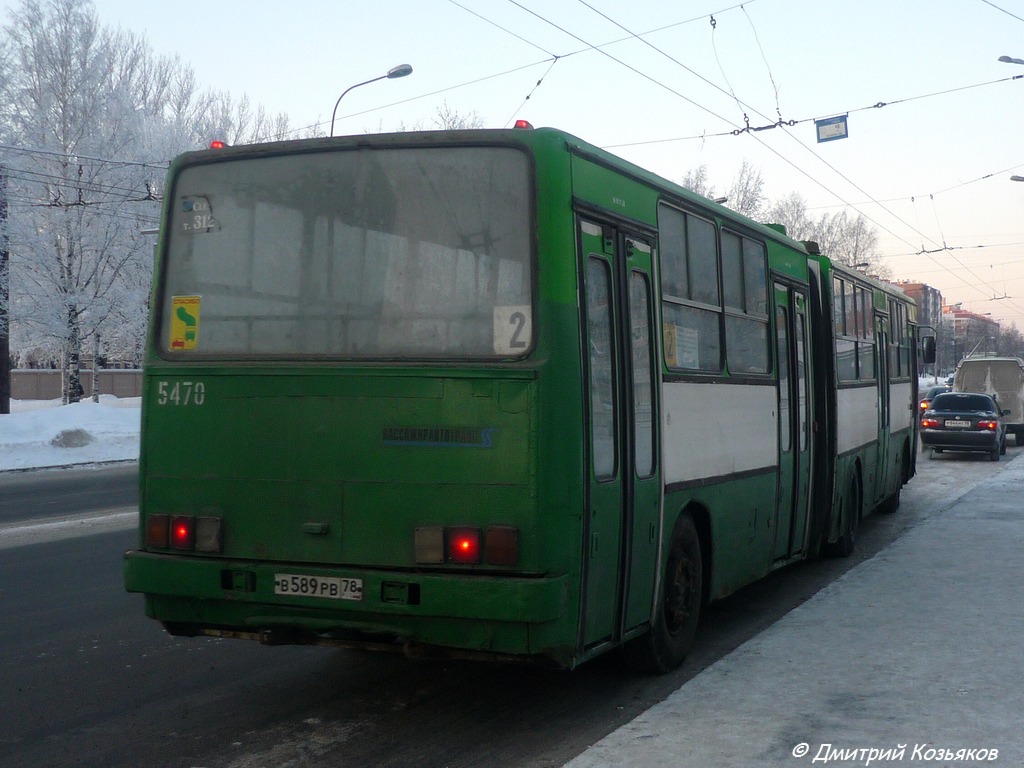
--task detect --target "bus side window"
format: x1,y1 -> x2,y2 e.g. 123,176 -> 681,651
658,204 -> 722,373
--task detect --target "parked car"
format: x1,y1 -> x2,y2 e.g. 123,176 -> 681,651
920,392 -> 1007,461
919,385 -> 950,419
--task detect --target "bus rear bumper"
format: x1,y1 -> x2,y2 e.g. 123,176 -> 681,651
123,550 -> 571,661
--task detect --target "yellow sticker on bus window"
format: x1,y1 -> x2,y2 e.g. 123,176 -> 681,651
663,322 -> 678,367
169,295 -> 201,351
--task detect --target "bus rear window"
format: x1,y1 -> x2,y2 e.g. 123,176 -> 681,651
160,146 -> 533,359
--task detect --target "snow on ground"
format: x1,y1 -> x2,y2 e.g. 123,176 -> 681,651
0,396 -> 141,472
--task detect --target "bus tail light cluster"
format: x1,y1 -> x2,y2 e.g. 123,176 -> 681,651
414,525 -> 518,566
146,514 -> 223,553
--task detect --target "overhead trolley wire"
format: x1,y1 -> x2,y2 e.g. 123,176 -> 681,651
0,142 -> 168,170
294,0 -> 759,138
475,0 -> 1018,315
552,2 -> 1015,305
978,0 -> 1024,25
4,166 -> 159,203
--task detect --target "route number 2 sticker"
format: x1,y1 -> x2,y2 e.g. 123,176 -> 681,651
493,306 -> 531,355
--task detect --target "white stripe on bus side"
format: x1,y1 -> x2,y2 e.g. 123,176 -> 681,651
661,381 -> 778,484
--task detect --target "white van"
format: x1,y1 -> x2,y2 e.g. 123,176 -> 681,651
953,356 -> 1024,444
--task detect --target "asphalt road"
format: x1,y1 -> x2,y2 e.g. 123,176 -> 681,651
0,449 -> 1011,768
0,463 -> 138,524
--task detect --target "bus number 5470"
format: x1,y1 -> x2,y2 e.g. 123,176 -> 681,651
156,381 -> 205,406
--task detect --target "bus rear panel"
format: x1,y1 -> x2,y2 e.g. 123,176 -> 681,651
124,136 -> 584,667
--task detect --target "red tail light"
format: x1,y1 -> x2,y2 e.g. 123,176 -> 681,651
146,513 -> 223,552
921,418 -> 939,428
448,527 -> 482,564
171,515 -> 195,550
415,525 -> 520,566
978,420 -> 998,430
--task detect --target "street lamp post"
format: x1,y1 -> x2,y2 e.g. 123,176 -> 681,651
0,164 -> 8,415
330,64 -> 413,137
999,55 -> 1024,65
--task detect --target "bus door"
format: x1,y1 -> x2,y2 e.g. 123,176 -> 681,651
578,217 -> 661,650
772,282 -> 812,561
876,313 -> 892,494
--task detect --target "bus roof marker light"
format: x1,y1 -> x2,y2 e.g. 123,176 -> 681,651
209,140 -> 226,149
513,120 -> 534,129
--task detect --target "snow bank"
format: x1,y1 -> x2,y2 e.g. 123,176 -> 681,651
0,396 -> 140,471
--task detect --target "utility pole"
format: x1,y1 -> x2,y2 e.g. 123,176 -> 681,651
1,164 -> 10,415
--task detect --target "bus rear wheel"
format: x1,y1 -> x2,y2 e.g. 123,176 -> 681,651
621,514 -> 703,673
825,471 -> 861,558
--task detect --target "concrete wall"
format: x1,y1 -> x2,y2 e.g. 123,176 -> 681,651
11,369 -> 142,400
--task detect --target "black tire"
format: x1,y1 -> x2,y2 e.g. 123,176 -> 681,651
990,445 -> 1000,462
621,514 -> 703,673
879,448 -> 907,514
825,471 -> 861,558
878,484 -> 901,514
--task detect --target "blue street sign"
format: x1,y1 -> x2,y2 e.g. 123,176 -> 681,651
815,114 -> 849,143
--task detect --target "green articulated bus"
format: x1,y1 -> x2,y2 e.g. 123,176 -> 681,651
123,125 -> 921,671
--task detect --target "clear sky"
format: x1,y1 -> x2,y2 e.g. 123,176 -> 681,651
4,0 -> 1024,327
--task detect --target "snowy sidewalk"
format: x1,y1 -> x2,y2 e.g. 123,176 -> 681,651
565,457 -> 1024,767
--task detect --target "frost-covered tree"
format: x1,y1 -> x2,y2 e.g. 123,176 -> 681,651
395,103 -> 485,133
0,0 -> 158,400
764,193 -> 884,274
431,102 -> 484,130
812,209 -> 881,272
0,0 -> 291,401
724,160 -> 765,220
681,161 -> 764,219
763,192 -> 811,240
684,164 -> 884,274
681,164 -> 714,200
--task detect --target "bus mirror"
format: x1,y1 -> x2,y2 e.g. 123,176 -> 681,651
922,335 -> 936,365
